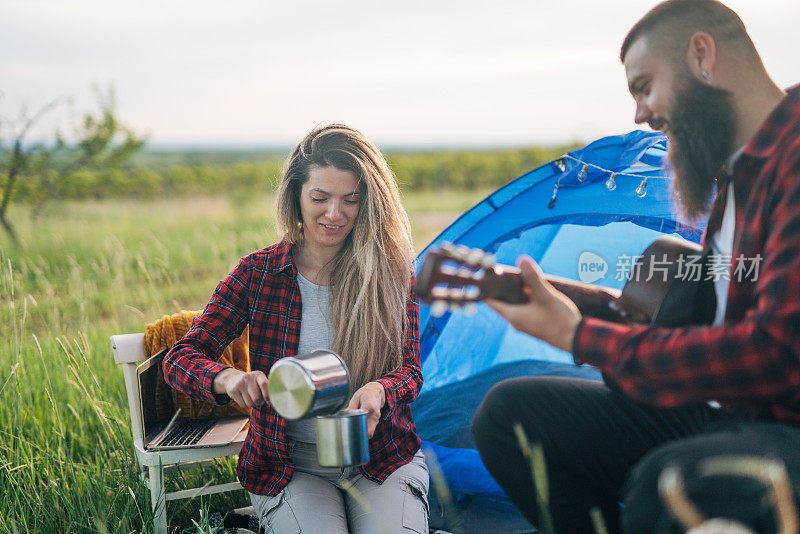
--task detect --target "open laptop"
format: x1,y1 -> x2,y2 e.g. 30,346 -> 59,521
137,348 -> 249,450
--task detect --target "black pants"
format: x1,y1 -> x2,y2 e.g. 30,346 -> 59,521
472,377 -> 800,533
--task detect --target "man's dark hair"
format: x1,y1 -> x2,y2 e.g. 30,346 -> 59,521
620,0 -> 758,64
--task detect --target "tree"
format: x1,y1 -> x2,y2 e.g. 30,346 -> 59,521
0,98 -> 56,243
0,87 -> 146,244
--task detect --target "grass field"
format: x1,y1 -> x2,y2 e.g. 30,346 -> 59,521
0,188 -> 492,533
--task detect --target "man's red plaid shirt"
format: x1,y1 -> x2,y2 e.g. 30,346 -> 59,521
574,84 -> 800,424
164,240 -> 422,496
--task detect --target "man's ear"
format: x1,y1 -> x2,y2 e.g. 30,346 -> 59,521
686,31 -> 717,83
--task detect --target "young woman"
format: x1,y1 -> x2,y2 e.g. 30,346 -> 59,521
163,124 -> 428,533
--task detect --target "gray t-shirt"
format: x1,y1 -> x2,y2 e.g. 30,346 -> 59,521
284,272 -> 334,443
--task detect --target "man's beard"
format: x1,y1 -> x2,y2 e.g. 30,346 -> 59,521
663,72 -> 736,222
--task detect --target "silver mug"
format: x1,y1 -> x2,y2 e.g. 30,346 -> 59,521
315,409 -> 371,467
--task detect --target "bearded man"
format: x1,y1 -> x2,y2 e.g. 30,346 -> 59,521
472,1 -> 800,532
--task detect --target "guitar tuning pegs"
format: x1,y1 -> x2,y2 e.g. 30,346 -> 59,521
451,245 -> 470,261
448,287 -> 466,301
430,300 -> 448,318
463,303 -> 478,316
466,249 -> 484,267
457,267 -> 476,280
464,286 -> 481,300
480,253 -> 496,269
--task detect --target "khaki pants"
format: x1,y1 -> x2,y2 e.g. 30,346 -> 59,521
250,440 -> 429,534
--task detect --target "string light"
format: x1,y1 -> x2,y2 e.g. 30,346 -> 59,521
577,164 -> 589,182
636,178 -> 648,198
560,154 -> 664,181
543,153 -> 666,207
605,172 -> 617,191
548,184 -> 559,209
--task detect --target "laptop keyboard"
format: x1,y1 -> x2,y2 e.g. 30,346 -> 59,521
159,418 -> 216,447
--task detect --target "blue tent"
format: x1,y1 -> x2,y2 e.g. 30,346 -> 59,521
409,130 -> 703,532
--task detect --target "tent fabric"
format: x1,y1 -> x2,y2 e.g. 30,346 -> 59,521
410,131 -> 704,510
416,359 -> 602,497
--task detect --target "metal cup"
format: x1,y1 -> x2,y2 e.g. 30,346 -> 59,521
315,409 -> 371,467
267,349 -> 350,421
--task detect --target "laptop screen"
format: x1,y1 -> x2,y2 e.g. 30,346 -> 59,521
138,349 -> 175,445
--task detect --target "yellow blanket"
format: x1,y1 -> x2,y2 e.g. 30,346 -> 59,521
144,310 -> 250,419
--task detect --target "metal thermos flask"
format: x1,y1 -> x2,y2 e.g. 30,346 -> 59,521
267,349 -> 350,421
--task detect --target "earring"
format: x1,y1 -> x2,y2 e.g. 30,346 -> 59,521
702,70 -> 712,82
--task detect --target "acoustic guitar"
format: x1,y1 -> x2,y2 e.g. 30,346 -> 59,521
415,235 -> 715,328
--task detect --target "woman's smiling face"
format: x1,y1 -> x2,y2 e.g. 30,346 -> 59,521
298,165 -> 361,253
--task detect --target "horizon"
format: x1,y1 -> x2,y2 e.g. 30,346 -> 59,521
142,139 -> 579,153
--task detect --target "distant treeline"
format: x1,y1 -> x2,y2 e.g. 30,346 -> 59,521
9,144 -> 579,201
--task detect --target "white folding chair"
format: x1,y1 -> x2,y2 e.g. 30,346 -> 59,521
111,333 -> 246,534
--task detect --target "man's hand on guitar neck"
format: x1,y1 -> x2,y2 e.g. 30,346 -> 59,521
485,255 -> 582,353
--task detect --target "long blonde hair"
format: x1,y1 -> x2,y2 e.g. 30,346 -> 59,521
275,124 -> 414,389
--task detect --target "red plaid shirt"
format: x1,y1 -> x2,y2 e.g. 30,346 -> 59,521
163,240 -> 422,495
574,84 -> 800,424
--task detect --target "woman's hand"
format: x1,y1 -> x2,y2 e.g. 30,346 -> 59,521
347,381 -> 386,438
213,368 -> 269,408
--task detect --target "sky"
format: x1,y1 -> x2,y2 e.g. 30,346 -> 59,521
2,0 -> 799,148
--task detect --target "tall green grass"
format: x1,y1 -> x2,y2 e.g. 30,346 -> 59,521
0,189 -> 489,532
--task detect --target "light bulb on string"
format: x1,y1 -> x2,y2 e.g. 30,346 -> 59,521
636,178 -> 648,198
577,164 -> 589,182
544,154 -> 668,203
606,173 -> 617,191
548,184 -> 559,209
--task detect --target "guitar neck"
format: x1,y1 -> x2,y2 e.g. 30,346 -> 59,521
546,277 -> 637,324
418,236 -> 705,326
484,268 -> 644,324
